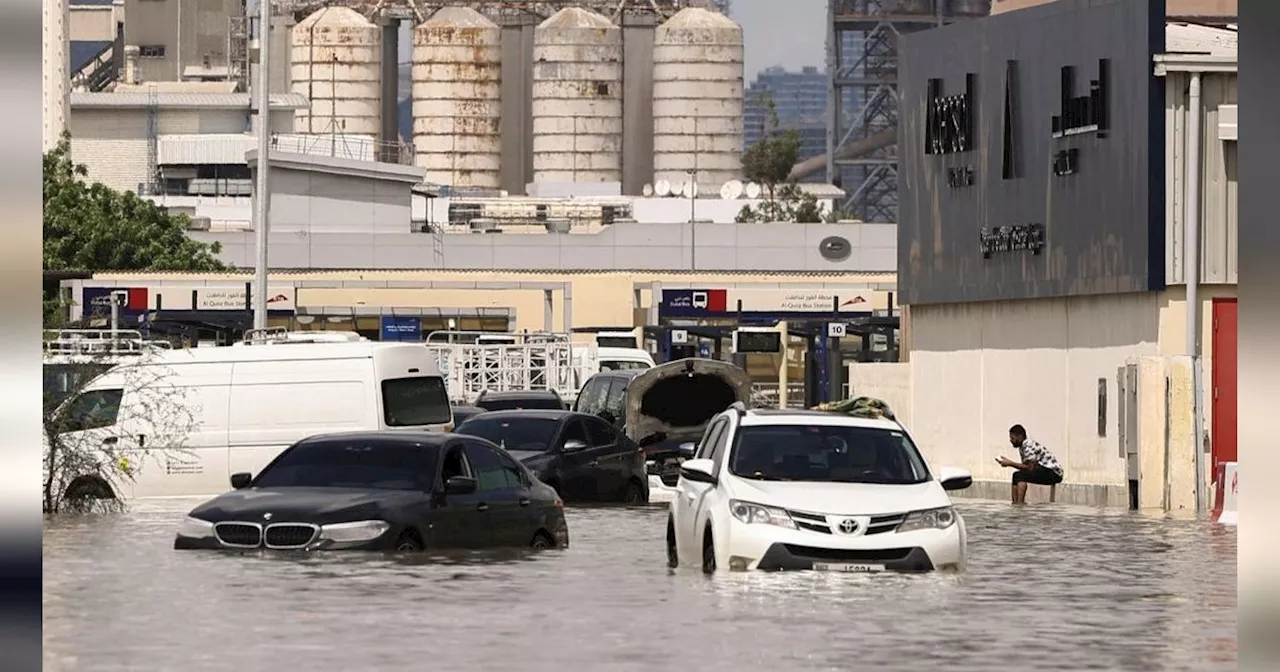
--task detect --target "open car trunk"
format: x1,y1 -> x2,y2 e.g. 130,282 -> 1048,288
624,359 -> 753,479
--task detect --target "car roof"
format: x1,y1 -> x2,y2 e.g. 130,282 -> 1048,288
298,430 -> 453,446
736,408 -> 902,431
461,409 -> 577,422
477,389 -> 562,399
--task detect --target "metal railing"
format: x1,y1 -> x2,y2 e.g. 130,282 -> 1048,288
43,329 -> 173,357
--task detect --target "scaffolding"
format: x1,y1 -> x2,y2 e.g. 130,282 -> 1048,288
825,0 -> 989,222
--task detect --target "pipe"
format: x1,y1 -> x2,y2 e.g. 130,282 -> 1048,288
788,127 -> 898,183
252,10 -> 272,330
1186,70 -> 1205,515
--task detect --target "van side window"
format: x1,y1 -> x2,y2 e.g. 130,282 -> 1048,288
60,389 -> 124,432
381,377 -> 451,426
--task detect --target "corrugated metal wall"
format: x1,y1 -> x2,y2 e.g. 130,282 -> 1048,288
1164,71 -> 1238,285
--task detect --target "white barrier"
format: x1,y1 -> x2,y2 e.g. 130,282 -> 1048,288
1212,461 -> 1237,526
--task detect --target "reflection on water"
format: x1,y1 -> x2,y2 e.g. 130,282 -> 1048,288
43,499 -> 1236,672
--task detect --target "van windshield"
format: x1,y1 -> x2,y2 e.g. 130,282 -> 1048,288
381,377 -> 451,426
600,360 -> 650,371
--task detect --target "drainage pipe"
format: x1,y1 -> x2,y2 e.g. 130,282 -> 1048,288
1185,71 -> 1206,515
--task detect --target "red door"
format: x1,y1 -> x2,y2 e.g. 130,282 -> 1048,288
1211,298 -> 1237,466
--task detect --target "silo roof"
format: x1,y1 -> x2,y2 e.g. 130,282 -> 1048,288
296,6 -> 373,29
422,6 -> 498,28
658,6 -> 741,31
538,7 -> 617,30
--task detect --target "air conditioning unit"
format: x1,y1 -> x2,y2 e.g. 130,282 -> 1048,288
187,216 -> 212,231
543,218 -> 571,234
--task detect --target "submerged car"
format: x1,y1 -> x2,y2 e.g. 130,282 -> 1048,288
667,403 -> 972,573
455,409 -> 649,504
174,431 -> 569,551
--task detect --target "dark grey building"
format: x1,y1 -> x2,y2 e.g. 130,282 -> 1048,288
897,0 -> 1166,306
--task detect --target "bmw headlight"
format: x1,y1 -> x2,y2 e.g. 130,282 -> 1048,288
897,506 -> 957,532
318,520 -> 391,543
176,516 -> 215,539
728,500 -> 797,529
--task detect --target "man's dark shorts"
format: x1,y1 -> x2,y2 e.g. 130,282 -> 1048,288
1012,465 -> 1063,485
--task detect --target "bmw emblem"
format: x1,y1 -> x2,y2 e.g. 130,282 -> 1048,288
838,518 -> 859,535
263,512 -> 273,521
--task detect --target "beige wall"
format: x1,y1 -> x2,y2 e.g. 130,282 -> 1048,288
70,7 -> 119,42
1155,284 -> 1237,443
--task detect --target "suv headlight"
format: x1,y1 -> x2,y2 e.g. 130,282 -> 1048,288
319,520 -> 391,543
728,500 -> 797,529
176,516 -> 214,539
896,506 -> 957,532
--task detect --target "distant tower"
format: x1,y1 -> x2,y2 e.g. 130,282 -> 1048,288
42,0 -> 70,152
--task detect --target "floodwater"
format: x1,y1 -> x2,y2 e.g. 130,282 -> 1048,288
43,498 -> 1236,672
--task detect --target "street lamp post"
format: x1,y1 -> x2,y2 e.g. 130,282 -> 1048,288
251,2 -> 272,330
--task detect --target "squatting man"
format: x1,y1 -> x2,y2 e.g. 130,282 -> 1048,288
996,424 -> 1064,505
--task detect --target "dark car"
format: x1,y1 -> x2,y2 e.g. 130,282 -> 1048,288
455,409 -> 649,504
475,389 -> 566,411
173,431 -> 569,552
449,405 -> 487,426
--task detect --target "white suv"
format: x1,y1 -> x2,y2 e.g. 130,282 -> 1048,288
666,403 -> 972,573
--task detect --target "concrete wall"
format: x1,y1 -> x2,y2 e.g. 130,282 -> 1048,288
621,18 -> 656,196
902,292 -> 1162,505
499,21 -> 535,195
70,5 -> 118,41
1164,71 -> 1238,285
266,166 -> 416,237
193,221 -> 897,273
847,363 -> 913,429
122,0 -> 240,82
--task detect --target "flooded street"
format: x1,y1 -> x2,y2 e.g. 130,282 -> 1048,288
43,499 -> 1236,672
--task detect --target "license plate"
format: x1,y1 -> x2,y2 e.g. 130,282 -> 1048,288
812,562 -> 886,573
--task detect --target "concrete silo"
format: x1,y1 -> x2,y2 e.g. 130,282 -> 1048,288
651,7 -> 744,187
290,7 -> 383,138
531,7 -> 624,185
412,6 -> 503,189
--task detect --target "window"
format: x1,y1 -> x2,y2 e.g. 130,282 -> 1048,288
381,376 -> 451,426
440,444 -> 472,483
464,442 -> 522,491
558,419 -> 588,449
476,393 -> 563,411
584,417 -> 617,447
695,419 -> 727,460
575,378 -> 608,415
497,450 -> 528,488
602,378 -> 627,421
59,388 -> 124,432
456,416 -> 560,453
1097,378 -> 1108,437
728,425 -> 931,485
138,45 -> 165,59
600,360 -> 650,371
253,437 -> 439,491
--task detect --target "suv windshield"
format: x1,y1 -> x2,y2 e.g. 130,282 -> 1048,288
254,438 -> 440,490
728,424 -> 931,485
457,416 -> 560,453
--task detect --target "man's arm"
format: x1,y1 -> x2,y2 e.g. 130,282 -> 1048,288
998,456 -> 1036,470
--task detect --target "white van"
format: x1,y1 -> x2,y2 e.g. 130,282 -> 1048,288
50,341 -> 452,500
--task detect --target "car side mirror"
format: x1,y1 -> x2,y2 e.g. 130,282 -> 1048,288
445,475 -> 478,495
679,458 -> 717,485
677,442 -> 697,458
938,466 -> 973,491
562,439 -> 588,453
230,472 -> 253,489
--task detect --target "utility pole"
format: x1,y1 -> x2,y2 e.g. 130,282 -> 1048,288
252,2 -> 272,330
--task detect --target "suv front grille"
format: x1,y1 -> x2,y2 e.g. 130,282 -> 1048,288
214,522 -> 262,547
785,510 -> 908,536
264,523 -> 319,549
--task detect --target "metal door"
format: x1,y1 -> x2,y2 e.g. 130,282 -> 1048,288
1211,299 -> 1238,467
1117,361 -> 1139,508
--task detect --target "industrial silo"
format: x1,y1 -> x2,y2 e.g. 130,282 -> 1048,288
651,7 -> 744,187
531,7 -> 623,185
290,7 -> 382,138
412,7 -> 503,189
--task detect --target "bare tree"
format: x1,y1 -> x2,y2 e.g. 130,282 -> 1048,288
43,333 -> 201,514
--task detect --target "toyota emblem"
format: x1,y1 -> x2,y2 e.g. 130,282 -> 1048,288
263,512 -> 273,521
838,518 -> 859,534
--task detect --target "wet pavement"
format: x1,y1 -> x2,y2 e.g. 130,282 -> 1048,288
43,498 -> 1236,672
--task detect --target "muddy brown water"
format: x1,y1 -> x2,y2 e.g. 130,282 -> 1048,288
43,499 -> 1236,671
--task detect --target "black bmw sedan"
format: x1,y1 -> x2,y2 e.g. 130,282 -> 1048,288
173,431 -> 569,552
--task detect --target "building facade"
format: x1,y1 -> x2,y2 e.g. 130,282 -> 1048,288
853,0 -> 1237,511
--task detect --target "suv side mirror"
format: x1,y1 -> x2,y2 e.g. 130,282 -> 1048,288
938,466 -> 973,491
230,472 -> 253,489
562,439 -> 588,453
679,458 -> 717,485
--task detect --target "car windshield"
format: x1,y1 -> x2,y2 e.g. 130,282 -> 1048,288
477,396 -> 563,411
457,416 -> 560,453
728,424 -> 931,485
253,438 -> 440,490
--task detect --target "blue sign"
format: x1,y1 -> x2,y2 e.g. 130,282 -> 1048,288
380,316 -> 422,342
698,342 -> 711,358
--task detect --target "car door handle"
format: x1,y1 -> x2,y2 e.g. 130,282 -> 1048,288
102,437 -> 118,446
477,503 -> 489,512
518,497 -> 531,507
586,460 -> 599,467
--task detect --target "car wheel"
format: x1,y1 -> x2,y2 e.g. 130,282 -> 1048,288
395,530 -> 424,552
530,531 -> 556,550
64,477 -> 114,502
666,516 -> 678,568
701,529 -> 716,574
624,479 -> 645,505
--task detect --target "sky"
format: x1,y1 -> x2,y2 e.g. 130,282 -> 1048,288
729,0 -> 827,79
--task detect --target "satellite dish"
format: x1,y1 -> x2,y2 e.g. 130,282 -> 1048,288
673,180 -> 687,197
642,183 -> 654,196
689,181 -> 700,198
720,179 -> 744,200
654,179 -> 671,197
744,182 -> 762,199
